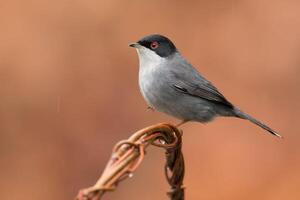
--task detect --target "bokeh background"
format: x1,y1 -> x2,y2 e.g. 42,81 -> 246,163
0,0 -> 299,199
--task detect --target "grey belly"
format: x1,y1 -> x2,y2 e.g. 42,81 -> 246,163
141,82 -> 219,122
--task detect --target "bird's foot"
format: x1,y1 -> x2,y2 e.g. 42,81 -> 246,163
176,120 -> 188,127
147,106 -> 155,111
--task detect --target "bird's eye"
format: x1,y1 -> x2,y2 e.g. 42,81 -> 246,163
150,41 -> 159,49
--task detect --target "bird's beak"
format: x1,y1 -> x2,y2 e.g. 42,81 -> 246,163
129,42 -> 140,48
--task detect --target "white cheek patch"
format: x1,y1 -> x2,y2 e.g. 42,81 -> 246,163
136,46 -> 165,67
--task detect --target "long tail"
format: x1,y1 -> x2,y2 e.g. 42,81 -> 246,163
234,108 -> 282,138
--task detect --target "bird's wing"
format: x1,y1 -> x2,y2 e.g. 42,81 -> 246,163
170,67 -> 233,107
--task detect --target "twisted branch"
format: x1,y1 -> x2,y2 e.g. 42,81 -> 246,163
75,123 -> 185,200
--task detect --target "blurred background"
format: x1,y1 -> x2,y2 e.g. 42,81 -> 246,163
0,0 -> 299,199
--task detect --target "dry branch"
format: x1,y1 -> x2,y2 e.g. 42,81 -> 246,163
75,123 -> 185,200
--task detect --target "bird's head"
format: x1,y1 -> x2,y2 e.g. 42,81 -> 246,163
129,34 -> 178,66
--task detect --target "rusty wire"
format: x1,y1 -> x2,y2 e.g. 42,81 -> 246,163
75,123 -> 185,200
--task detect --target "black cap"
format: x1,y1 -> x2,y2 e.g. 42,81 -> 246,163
137,34 -> 177,57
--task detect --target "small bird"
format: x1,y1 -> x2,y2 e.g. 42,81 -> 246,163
129,34 -> 281,138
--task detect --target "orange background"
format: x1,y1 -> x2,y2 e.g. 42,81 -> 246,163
0,0 -> 299,199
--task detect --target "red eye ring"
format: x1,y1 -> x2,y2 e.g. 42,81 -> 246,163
150,41 -> 159,49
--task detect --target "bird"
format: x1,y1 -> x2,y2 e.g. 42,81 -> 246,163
129,34 -> 281,138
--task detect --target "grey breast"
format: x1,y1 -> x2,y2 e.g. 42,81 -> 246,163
139,54 -> 219,122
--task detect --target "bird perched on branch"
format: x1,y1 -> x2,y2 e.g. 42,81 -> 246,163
129,34 -> 281,138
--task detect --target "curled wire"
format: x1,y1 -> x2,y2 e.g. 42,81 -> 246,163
75,123 -> 185,200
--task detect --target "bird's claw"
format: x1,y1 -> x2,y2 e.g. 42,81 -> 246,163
147,106 -> 155,111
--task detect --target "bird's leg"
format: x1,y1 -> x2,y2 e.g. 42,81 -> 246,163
176,120 -> 188,127
147,106 -> 155,111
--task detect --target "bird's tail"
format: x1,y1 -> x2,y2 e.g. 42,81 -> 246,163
234,108 -> 282,138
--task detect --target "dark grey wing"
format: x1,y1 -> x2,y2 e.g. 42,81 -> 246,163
172,75 -> 233,108
172,64 -> 233,107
